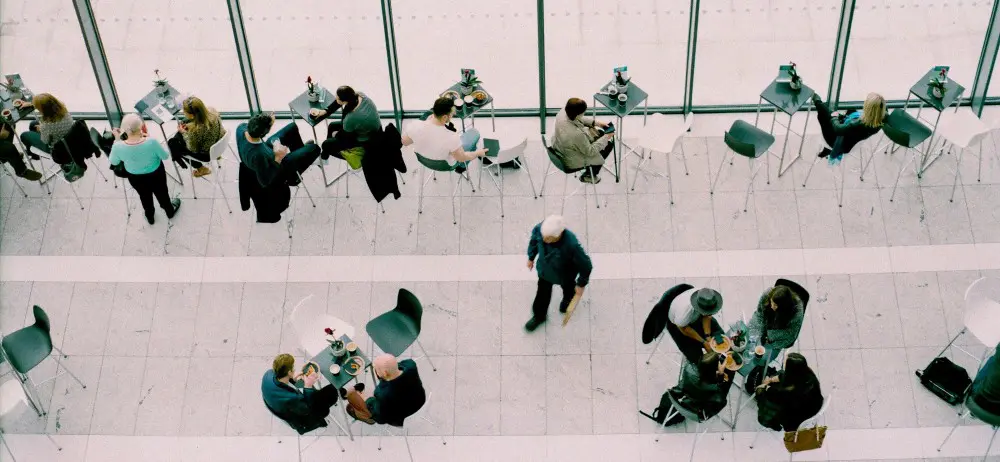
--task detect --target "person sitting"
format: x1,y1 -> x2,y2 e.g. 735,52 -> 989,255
169,96 -> 224,177
401,96 -> 487,173
552,97 -> 614,184
317,86 -> 382,161
811,92 -> 885,159
754,352 -> 824,432
667,287 -> 724,362
235,112 -> 321,223
110,113 -> 181,225
970,342 -> 1000,415
748,284 -> 805,357
661,351 -> 734,426
0,121 -> 41,181
261,353 -> 341,434
343,354 -> 426,426
19,93 -> 74,156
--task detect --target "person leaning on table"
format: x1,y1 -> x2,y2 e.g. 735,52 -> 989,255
524,215 -> 593,332
551,97 -> 614,184
754,352 -> 824,432
109,113 -> 181,225
261,353 -> 341,433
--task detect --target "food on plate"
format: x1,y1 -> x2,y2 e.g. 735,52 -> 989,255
471,90 -> 488,103
440,90 -> 461,100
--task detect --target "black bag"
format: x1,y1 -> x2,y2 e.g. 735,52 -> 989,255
916,357 -> 972,405
639,390 -> 686,426
110,161 -> 129,178
745,364 -> 779,395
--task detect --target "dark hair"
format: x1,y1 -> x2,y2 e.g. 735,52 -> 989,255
765,285 -> 800,326
247,113 -> 274,139
564,98 -> 587,120
777,352 -> 819,394
432,97 -> 455,118
182,96 -> 210,126
273,353 -> 295,379
336,86 -> 359,115
697,351 -> 721,382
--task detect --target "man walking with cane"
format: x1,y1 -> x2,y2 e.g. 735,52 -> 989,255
524,215 -> 593,332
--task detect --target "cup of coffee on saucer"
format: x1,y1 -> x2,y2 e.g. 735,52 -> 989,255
617,93 -> 628,105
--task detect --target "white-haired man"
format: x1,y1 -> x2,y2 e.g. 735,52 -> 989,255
524,215 -> 593,332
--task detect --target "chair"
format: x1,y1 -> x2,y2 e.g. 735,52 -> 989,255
185,130 -> 234,213
631,113 -> 694,204
415,152 -> 475,225
936,109 -> 993,202
538,135 -> 599,213
365,289 -> 437,372
0,306 -> 87,416
29,120 -> 101,210
710,120 -> 775,213
801,130 -> 886,207
375,391 -> 444,462
749,392 -> 833,462
654,387 -> 727,461
287,294 -> 356,359
884,109 -> 933,202
0,379 -> 62,461
264,399 -> 346,456
475,132 -> 536,217
933,278 -> 1000,376
285,167 -> 318,239
643,283 -> 695,365
938,393 -> 1000,461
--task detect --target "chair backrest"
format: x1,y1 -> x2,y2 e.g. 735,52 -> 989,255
667,389 -> 706,422
881,119 -> 911,148
53,120 -> 95,165
963,277 -> 1000,347
966,394 -> 1000,427
208,129 -> 233,161
394,289 -> 424,333
723,129 -> 759,159
32,305 -> 51,335
415,152 -> 455,172
541,135 -> 572,174
775,278 -> 810,312
495,137 -> 528,164
795,391 -> 833,431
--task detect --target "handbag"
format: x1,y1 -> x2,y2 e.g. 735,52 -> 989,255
783,426 -> 827,453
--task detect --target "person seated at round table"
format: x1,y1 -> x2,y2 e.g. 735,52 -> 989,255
552,97 -> 614,184
811,92 -> 885,159
748,284 -> 805,357
342,354 -> 426,426
401,96 -> 487,173
660,351 -> 734,426
0,121 -> 42,181
261,353 -> 341,434
169,96 -> 224,177
316,86 -> 382,161
754,352 -> 824,432
667,287 -> 724,362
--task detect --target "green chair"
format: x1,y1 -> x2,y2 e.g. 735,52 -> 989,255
365,289 -> 437,372
415,152 -> 474,225
937,394 -> 1000,461
0,306 -> 87,416
538,135 -> 599,214
884,109 -> 933,202
711,120 -> 775,212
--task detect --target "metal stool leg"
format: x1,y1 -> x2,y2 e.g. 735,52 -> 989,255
982,426 -> 999,462
938,410 -> 968,452
0,430 -> 17,462
710,151 -> 731,194
415,339 -> 438,371
645,334 -> 665,364
51,346 -> 87,389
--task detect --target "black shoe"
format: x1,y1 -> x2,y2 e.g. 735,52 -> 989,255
524,317 -> 545,332
166,198 -> 181,219
559,304 -> 569,314
353,383 -> 365,393
17,169 -> 42,181
817,148 -> 832,159
145,214 -> 155,225
339,387 -> 349,399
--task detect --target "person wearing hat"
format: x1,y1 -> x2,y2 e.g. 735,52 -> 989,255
342,354 -> 427,426
667,287 -> 724,359
524,215 -> 593,332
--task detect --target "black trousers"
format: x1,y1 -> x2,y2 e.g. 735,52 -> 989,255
531,278 -> 575,320
127,164 -> 175,219
268,123 -> 322,183
168,132 -> 210,169
0,140 -> 28,174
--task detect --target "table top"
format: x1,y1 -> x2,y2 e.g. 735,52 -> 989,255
0,74 -> 35,124
0,74 -> 27,102
135,84 -> 183,125
908,68 -> 965,112
440,83 -> 494,120
305,334 -> 372,389
289,87 -> 335,127
760,78 -> 815,116
726,320 -> 773,377
594,80 -> 649,118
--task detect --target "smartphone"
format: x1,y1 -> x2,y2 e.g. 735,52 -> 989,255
603,122 -> 615,134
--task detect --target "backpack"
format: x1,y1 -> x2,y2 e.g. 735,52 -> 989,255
916,357 -> 972,405
639,390 -> 686,426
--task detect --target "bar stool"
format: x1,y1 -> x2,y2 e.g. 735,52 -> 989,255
935,109 -> 992,201
631,113 -> 693,204
415,153 -> 475,225
710,120 -> 775,213
185,130 -> 234,213
884,109 -> 933,202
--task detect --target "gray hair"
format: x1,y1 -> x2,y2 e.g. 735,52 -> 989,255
121,113 -> 143,136
540,215 -> 566,238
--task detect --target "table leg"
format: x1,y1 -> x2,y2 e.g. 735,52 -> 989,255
460,116 -> 466,133
643,98 -> 648,125
490,100 -> 496,131
918,110 -> 943,177
777,106 -> 810,177
615,116 -> 623,182
754,97 -> 763,127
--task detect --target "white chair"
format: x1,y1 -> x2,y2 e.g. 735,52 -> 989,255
936,109 -> 993,202
0,379 -> 62,461
539,135 -> 599,212
933,277 -> 1000,376
185,130 -> 234,213
287,295 -> 356,359
631,113 -> 693,204
475,132 -> 536,217
749,392 -> 832,461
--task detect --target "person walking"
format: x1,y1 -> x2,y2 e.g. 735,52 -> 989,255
524,215 -> 593,332
109,113 -> 181,225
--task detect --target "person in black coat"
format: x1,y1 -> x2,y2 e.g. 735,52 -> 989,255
343,354 -> 426,426
261,354 -> 340,434
754,352 -> 824,431
812,92 -> 885,159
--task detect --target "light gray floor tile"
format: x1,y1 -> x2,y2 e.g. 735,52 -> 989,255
894,273 -> 950,348
589,279 -> 635,355
0,358 -> 58,434
627,193 -> 673,253
404,355 -> 456,436
247,218 -> 291,257
134,357 -> 189,436
191,283 -> 243,357
807,275 -> 861,349
815,349 -> 872,429
546,354 -> 593,435
61,282 -> 116,356
121,208 -> 169,256
206,198 -> 251,257
374,196 -> 419,255
332,196 -> 376,256
235,283 -> 286,357
500,355 -> 546,435
459,195 -> 503,255
39,198 -> 89,255
147,283 -> 201,357
500,280 -> 547,356
851,274 -> 905,349
671,192 -> 717,251
964,184 -> 1000,243
225,356 -> 274,436
545,286 -> 592,355
288,197 -> 335,257
454,355 -> 501,435
406,281 -> 459,356
587,195 -> 630,253
501,195 -> 545,255
0,197 -> 49,255
46,355 -> 102,435
27,282 -> 75,349
921,186 -> 974,245
416,196 -> 461,255
104,283 -> 157,357
163,198 -> 213,256
457,281 -> 502,356
796,189 -> 846,248
89,356 -> 146,435
592,353 -> 639,434
635,353 -> 685,435
754,190 -> 802,249
840,188 -> 888,247
0,281 -> 32,334
279,282 -> 329,356
180,356 -> 234,436
936,271 -> 982,347
712,190 -> 759,250
862,348 -> 919,429
881,187 -> 931,246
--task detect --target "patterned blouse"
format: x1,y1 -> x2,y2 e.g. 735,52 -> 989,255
182,109 -> 224,155
40,114 -> 75,147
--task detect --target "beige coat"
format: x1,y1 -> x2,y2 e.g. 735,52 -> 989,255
551,109 -> 610,171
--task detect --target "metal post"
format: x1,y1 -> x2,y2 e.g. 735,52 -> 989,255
971,0 -> 1000,116
381,0 -> 403,127
682,0 -> 700,115
537,0 -> 547,134
826,0 -> 857,111
72,0 -> 122,126
226,0 -> 260,113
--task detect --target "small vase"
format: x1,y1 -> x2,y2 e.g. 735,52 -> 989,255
616,83 -> 628,94
931,87 -> 944,98
460,85 -> 474,96
789,80 -> 802,91
308,91 -> 320,103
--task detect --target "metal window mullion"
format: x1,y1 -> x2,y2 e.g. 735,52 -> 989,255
682,0 -> 700,115
971,0 -> 1000,116
227,0 -> 260,113
826,0 -> 856,111
537,0 -> 547,134
72,0 -> 122,126
381,0 -> 403,127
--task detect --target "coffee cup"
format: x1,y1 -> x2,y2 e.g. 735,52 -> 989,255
330,364 -> 341,375
617,93 -> 628,104
346,342 -> 358,353
754,345 -> 765,356
608,86 -> 618,96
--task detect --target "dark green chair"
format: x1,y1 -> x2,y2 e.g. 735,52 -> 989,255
365,289 -> 437,371
415,152 -> 474,225
538,135 -> 599,214
884,109 -> 933,202
937,391 -> 1000,459
0,306 -> 87,416
710,120 -> 775,212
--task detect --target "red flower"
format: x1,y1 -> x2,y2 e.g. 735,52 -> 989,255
306,76 -> 313,84
324,327 -> 333,335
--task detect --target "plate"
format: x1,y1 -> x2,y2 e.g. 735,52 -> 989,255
301,361 -> 319,377
723,353 -> 743,371
440,90 -> 461,100
346,356 -> 365,376
710,336 -> 731,354
470,90 -> 489,103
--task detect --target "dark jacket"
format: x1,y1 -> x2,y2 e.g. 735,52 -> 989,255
973,351 -> 1000,415
238,158 -> 290,223
362,123 -> 407,203
526,224 -> 593,287
674,360 -> 733,419
50,120 -> 99,167
369,359 -> 426,426
261,370 -> 329,434
755,371 -> 824,431
815,99 -> 881,159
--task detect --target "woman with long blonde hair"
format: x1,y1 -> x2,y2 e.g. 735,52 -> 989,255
811,92 -> 885,159
19,93 -> 75,154
168,95 -> 224,177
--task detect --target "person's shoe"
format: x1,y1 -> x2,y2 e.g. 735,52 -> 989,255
339,387 -> 349,399
145,214 -> 155,225
63,171 -> 82,182
524,317 -> 546,332
166,198 -> 181,219
17,169 -> 42,181
353,383 -> 366,393
192,166 -> 211,178
817,147 -> 832,159
580,173 -> 601,184
559,304 -> 569,314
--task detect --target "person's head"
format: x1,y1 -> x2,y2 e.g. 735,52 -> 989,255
698,351 -> 724,382
335,86 -> 359,112
32,93 -> 68,123
781,352 -> 818,388
540,215 -> 566,244
247,112 -> 275,140
861,93 -> 886,128
564,98 -> 588,121
374,354 -> 401,381
432,97 -> 456,123
691,288 -> 723,317
182,96 -> 209,125
272,353 -> 296,381
120,113 -> 144,139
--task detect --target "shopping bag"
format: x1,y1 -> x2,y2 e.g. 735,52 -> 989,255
783,426 -> 826,453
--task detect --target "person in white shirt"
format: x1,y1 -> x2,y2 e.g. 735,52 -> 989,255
668,287 -> 724,356
401,97 -> 487,172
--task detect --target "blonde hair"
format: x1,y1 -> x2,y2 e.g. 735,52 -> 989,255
32,93 -> 68,122
860,93 -> 886,128
182,96 -> 210,126
540,215 -> 566,238
272,354 -> 295,379
121,113 -> 143,136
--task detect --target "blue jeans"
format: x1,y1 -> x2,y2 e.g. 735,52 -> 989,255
452,128 -> 480,171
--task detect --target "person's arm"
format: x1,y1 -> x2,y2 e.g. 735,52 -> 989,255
150,139 -> 170,162
577,115 -> 596,128
108,144 -> 122,166
748,292 -> 767,339
449,145 -> 487,162
526,224 -> 541,262
813,95 -> 855,136
764,306 -> 804,350
678,325 -> 708,346
572,240 -> 593,287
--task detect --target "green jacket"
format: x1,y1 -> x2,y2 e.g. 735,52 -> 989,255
526,223 -> 592,287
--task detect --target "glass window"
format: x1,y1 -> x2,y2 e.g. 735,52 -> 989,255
392,0 -> 538,111
0,0 -> 104,112
241,0 -> 393,115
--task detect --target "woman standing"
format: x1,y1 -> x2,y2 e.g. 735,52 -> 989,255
755,352 -> 824,431
176,96 -> 225,177
110,113 -> 181,225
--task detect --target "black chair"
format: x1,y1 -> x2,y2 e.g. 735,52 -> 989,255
0,306 -> 86,416
643,283 -> 694,364
366,289 -> 437,371
710,120 -> 776,213
884,108 -> 933,202
775,278 -> 810,311
538,135 -> 599,213
263,399 -> 346,453
30,120 -> 105,209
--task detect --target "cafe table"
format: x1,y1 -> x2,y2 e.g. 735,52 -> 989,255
754,75 -> 815,181
902,67 -> 965,176
439,82 -> 496,133
301,334 -> 376,440
1,75 -> 39,163
287,86 -> 345,187
721,319 -> 779,429
134,84 -> 186,185
592,80 -> 650,183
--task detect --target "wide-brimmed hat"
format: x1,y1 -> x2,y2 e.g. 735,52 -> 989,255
690,288 -> 723,316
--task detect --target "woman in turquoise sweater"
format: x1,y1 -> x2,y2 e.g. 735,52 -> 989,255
110,113 -> 181,225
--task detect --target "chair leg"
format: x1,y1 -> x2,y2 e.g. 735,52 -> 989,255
403,427 -> 414,462
689,422 -> 702,462
645,335 -> 664,364
889,148 -> 917,202
297,173 -> 316,208
63,176 -> 85,210
539,162 -> 551,197
801,155 -> 820,187
89,158 -> 108,183
589,167 -> 599,209
679,141 -> 690,175
710,151 -> 731,194
950,146 -> 965,203
418,169 -> 425,214
51,346 -> 87,389
415,339 -> 438,371
190,167 -> 198,199
452,173 -> 461,225
743,157 -> 756,213
499,167 -> 505,218
938,411 -> 968,452
0,165 -> 29,198
982,426 -> 999,462
518,156 -> 538,199
630,148 -> 645,192
216,175 -> 233,214
666,149 -> 675,205
749,428 -> 763,449
0,429 -> 17,462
